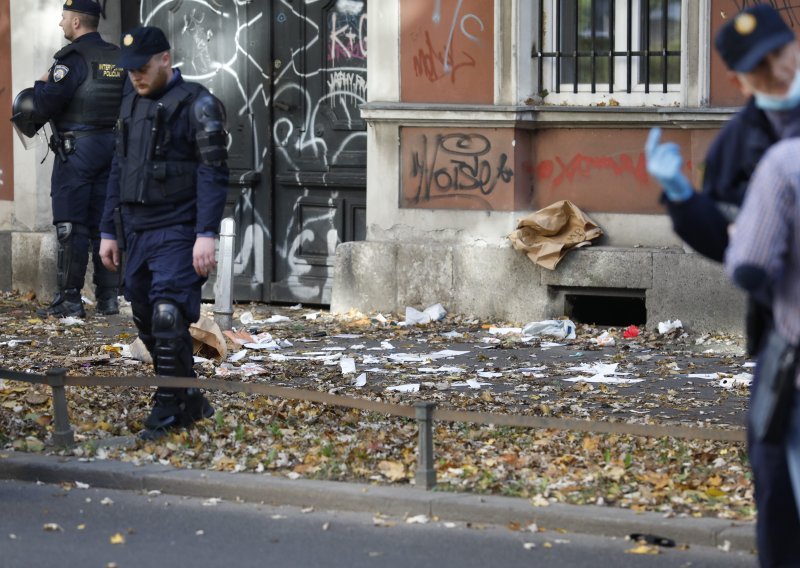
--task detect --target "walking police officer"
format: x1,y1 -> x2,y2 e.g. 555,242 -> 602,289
99,26 -> 229,439
646,6 -> 800,566
23,0 -> 124,317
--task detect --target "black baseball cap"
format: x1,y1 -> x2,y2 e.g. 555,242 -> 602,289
118,26 -> 171,70
715,5 -> 795,72
62,0 -> 102,16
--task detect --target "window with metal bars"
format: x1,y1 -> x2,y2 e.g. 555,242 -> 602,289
535,0 -> 682,103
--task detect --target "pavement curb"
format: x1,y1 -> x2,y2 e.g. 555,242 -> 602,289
0,451 -> 754,552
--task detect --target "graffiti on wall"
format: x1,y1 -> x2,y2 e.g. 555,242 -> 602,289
401,0 -> 494,103
534,152 -> 650,188
402,128 -> 519,211
412,0 -> 485,84
271,0 -> 367,301
532,151 -> 693,189
141,0 -> 367,302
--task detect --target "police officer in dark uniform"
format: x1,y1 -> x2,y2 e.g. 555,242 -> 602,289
28,0 -> 124,317
99,26 -> 229,439
646,6 -> 800,566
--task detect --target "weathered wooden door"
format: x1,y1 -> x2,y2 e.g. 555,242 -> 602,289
269,0 -> 367,304
123,0 -> 367,305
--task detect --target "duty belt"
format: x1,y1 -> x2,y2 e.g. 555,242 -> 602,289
52,128 -> 115,157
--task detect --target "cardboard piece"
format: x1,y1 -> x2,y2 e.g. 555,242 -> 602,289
190,315 -> 228,360
127,315 -> 228,363
508,200 -> 603,270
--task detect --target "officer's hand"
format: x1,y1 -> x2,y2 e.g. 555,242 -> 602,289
644,128 -> 694,202
193,236 -> 217,278
99,238 -> 120,272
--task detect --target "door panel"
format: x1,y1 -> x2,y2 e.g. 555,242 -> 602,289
270,0 -> 367,304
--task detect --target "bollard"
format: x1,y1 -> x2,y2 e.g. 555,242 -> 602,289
415,402 -> 437,490
46,368 -> 74,448
214,217 -> 236,331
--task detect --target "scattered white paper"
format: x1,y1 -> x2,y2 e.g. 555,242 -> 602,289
340,357 -> 357,375
228,350 -> 248,362
352,372 -> 367,387
719,373 -> 753,388
489,327 -> 522,336
386,383 -> 420,393
657,319 -> 683,334
687,373 -> 720,380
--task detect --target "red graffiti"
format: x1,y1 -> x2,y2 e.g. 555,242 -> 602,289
535,152 -> 653,188
412,31 -> 476,84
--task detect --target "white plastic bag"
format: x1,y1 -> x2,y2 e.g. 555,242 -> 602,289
522,319 -> 577,340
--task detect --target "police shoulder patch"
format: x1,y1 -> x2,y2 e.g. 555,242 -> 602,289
53,64 -> 70,82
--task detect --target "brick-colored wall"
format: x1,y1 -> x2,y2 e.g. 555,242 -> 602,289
400,0 -> 494,104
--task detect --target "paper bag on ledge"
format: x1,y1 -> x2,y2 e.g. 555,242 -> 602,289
189,315 -> 228,360
508,200 -> 603,270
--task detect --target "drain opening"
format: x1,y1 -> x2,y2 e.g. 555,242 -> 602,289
566,294 -> 646,327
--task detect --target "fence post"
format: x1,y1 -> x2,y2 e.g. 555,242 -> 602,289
46,368 -> 74,448
415,402 -> 437,490
214,217 -> 236,331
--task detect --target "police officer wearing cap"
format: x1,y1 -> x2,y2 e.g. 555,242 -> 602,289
24,0 -> 125,317
646,5 -> 800,566
99,26 -> 228,439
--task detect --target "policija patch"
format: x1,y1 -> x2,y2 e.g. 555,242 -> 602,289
52,64 -> 69,82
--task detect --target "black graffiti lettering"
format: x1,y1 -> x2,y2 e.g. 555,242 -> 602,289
410,133 -> 514,203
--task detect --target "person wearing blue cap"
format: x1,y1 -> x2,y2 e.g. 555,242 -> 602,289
646,5 -> 800,567
98,26 -> 229,440
21,0 -> 124,318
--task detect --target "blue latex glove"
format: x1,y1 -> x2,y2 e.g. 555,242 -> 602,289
645,127 -> 694,202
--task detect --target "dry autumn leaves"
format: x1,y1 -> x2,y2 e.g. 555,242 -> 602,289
0,291 -> 753,521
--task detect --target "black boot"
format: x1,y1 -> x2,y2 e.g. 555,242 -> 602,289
140,389 -> 214,440
180,389 -> 215,425
141,390 -> 182,440
95,294 -> 119,315
37,289 -> 86,318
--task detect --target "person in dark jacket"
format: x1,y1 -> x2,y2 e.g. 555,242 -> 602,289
98,26 -> 229,439
646,5 -> 800,566
28,0 -> 124,317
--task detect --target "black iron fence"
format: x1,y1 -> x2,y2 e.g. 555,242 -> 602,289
534,0 -> 682,95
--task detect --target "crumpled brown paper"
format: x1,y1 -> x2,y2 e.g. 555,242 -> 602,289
129,315 -> 228,364
508,200 -> 603,270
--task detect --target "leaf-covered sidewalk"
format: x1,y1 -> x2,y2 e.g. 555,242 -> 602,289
0,292 -> 753,520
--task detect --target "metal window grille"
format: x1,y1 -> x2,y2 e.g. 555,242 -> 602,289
534,0 -> 682,95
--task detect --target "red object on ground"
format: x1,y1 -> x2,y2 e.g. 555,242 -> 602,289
623,325 -> 639,339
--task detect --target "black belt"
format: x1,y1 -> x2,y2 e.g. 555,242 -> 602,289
59,128 -> 114,140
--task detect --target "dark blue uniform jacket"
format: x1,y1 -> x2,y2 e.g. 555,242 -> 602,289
665,98 -> 777,262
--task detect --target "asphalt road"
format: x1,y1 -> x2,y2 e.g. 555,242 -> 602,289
1,479 -> 756,568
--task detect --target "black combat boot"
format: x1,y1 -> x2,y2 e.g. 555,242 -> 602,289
95,293 -> 119,315
140,388 -> 214,440
37,288 -> 86,318
180,388 -> 215,425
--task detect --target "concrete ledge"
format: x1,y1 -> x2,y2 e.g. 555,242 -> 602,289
332,241 -> 746,332
331,241 -> 399,314
541,246 -> 655,289
0,452 -> 754,552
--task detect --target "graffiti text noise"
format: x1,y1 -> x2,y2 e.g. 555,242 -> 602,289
410,133 -> 514,203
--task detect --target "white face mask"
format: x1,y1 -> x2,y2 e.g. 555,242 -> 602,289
754,70 -> 800,111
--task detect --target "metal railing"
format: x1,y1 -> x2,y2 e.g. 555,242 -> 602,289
0,366 -> 747,490
534,0 -> 682,94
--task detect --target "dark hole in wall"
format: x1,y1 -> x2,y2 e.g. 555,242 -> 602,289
566,294 -> 647,327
